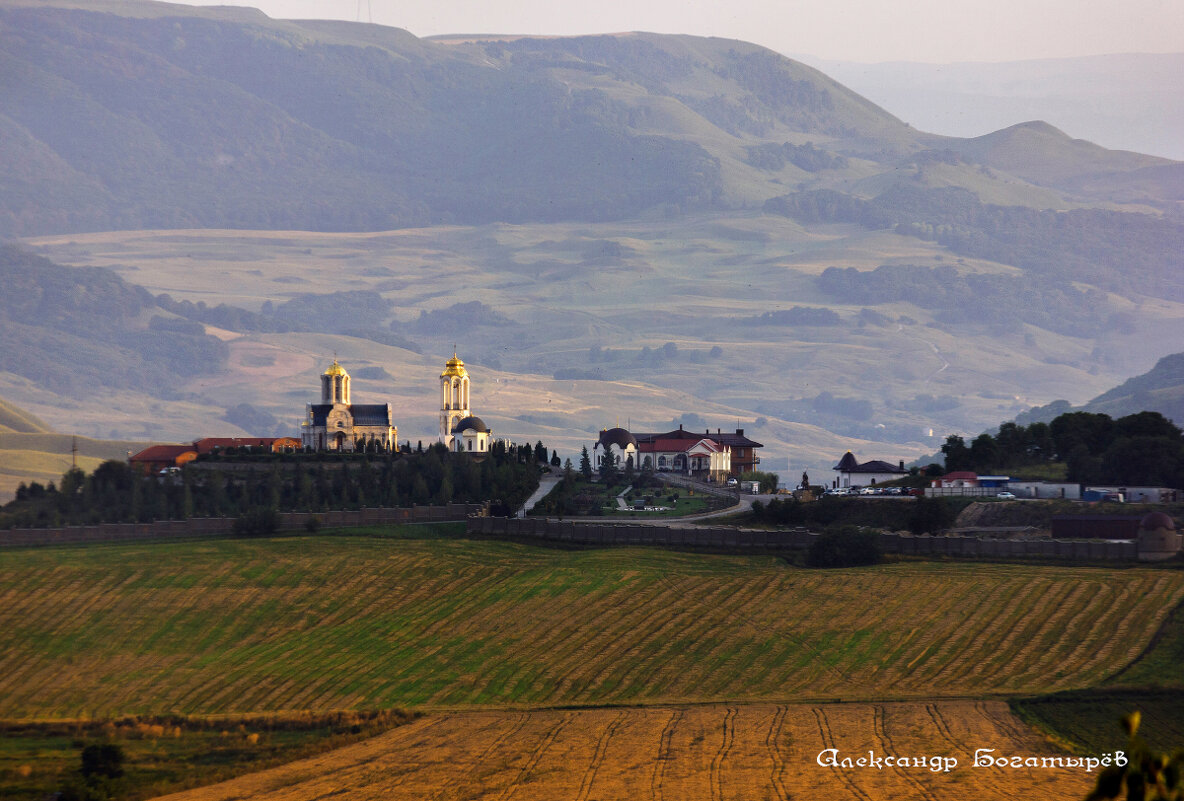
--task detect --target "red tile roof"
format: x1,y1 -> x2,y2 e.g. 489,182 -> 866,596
130,445 -> 197,463
192,437 -> 285,454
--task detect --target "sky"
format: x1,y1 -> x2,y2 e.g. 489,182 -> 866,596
175,0 -> 1184,63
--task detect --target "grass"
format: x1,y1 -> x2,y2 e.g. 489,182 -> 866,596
0,526 -> 1181,719
1011,689 -> 1184,756
0,711 -> 417,801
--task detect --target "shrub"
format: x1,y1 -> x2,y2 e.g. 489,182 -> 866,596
807,527 -> 883,568
233,507 -> 280,537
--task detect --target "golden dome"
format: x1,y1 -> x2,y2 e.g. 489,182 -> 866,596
324,359 -> 348,377
441,352 -> 468,378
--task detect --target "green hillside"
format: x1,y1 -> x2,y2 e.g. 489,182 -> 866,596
0,397 -> 48,434
0,396 -> 153,503
1017,352 -> 1184,426
0,0 -> 1177,237
0,531 -> 1180,718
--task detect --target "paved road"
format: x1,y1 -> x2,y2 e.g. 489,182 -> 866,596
518,472 -> 775,526
516,476 -> 562,518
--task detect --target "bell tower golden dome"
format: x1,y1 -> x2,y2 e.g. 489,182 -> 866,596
439,352 -> 471,444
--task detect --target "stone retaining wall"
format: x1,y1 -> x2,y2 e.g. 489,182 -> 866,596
466,516 -> 1140,561
0,504 -> 483,548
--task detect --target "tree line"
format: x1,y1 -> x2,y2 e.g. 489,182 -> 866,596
1,442 -> 550,530
941,410 -> 1184,486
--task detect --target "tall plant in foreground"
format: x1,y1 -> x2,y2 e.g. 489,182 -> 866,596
1087,712 -> 1183,800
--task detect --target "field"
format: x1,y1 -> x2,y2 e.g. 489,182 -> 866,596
0,711 -> 417,801
155,702 -> 1096,801
23,222 -> 1184,480
0,528 -> 1181,719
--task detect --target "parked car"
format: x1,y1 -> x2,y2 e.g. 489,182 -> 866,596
996,491 -> 1017,500
726,478 -> 738,487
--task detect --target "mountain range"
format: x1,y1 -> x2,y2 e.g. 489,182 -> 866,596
801,53 -> 1184,162
2,0 -> 1181,236
1,0 -> 1182,488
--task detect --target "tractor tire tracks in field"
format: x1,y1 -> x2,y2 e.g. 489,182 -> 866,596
873,704 -> 940,801
764,705 -> 790,801
496,711 -> 573,801
428,711 -> 529,801
651,708 -> 683,801
710,706 -> 737,801
574,711 -> 626,801
813,707 -> 875,801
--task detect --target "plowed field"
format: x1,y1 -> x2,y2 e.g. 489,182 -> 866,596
0,535 -> 1181,717
154,702 -> 1097,801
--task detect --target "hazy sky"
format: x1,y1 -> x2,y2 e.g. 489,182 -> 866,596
176,0 -> 1184,63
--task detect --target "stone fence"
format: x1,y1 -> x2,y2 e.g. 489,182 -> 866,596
466,516 -> 1140,561
0,504 -> 484,548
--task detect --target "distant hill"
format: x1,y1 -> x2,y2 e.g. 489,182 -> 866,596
0,244 -> 230,396
0,397 -> 49,434
0,0 -> 1179,237
802,53 -> 1184,162
0,396 -> 153,502
1017,352 -> 1184,426
1086,353 -> 1184,423
3,0 -> 1184,478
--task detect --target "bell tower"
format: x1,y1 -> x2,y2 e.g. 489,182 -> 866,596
439,352 -> 470,444
321,359 -> 351,406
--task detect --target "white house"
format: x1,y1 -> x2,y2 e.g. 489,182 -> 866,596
832,451 -> 908,488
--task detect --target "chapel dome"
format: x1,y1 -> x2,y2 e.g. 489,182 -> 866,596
452,415 -> 488,434
1140,511 -> 1176,531
598,427 -> 637,449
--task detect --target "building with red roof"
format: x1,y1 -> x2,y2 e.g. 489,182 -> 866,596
129,444 -> 198,474
593,424 -> 761,481
192,437 -> 300,454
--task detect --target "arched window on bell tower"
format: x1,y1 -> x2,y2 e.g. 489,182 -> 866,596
439,352 -> 470,442
322,359 -> 350,406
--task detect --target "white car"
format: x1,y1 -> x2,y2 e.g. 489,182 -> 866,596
996,491 -> 1017,500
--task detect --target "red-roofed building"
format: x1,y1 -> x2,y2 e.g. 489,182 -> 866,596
192,437 -> 300,454
129,444 -> 198,474
592,424 -> 764,481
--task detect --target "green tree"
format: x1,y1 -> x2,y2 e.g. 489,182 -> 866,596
600,444 -> 618,484
969,433 -> 998,472
941,435 -> 970,472
579,446 -> 593,481
909,496 -> 956,535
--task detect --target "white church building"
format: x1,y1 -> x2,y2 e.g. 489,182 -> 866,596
439,352 -> 493,454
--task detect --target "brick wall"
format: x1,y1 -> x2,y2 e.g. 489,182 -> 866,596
0,504 -> 484,548
466,517 -> 1140,562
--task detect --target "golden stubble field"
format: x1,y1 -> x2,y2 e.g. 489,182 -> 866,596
156,702 -> 1096,801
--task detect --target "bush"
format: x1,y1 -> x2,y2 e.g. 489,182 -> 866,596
80,744 -> 124,779
908,496 -> 957,535
233,507 -> 280,537
304,515 -> 322,533
807,527 -> 883,568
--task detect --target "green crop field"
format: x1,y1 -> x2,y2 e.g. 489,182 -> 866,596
0,526 -> 1181,720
